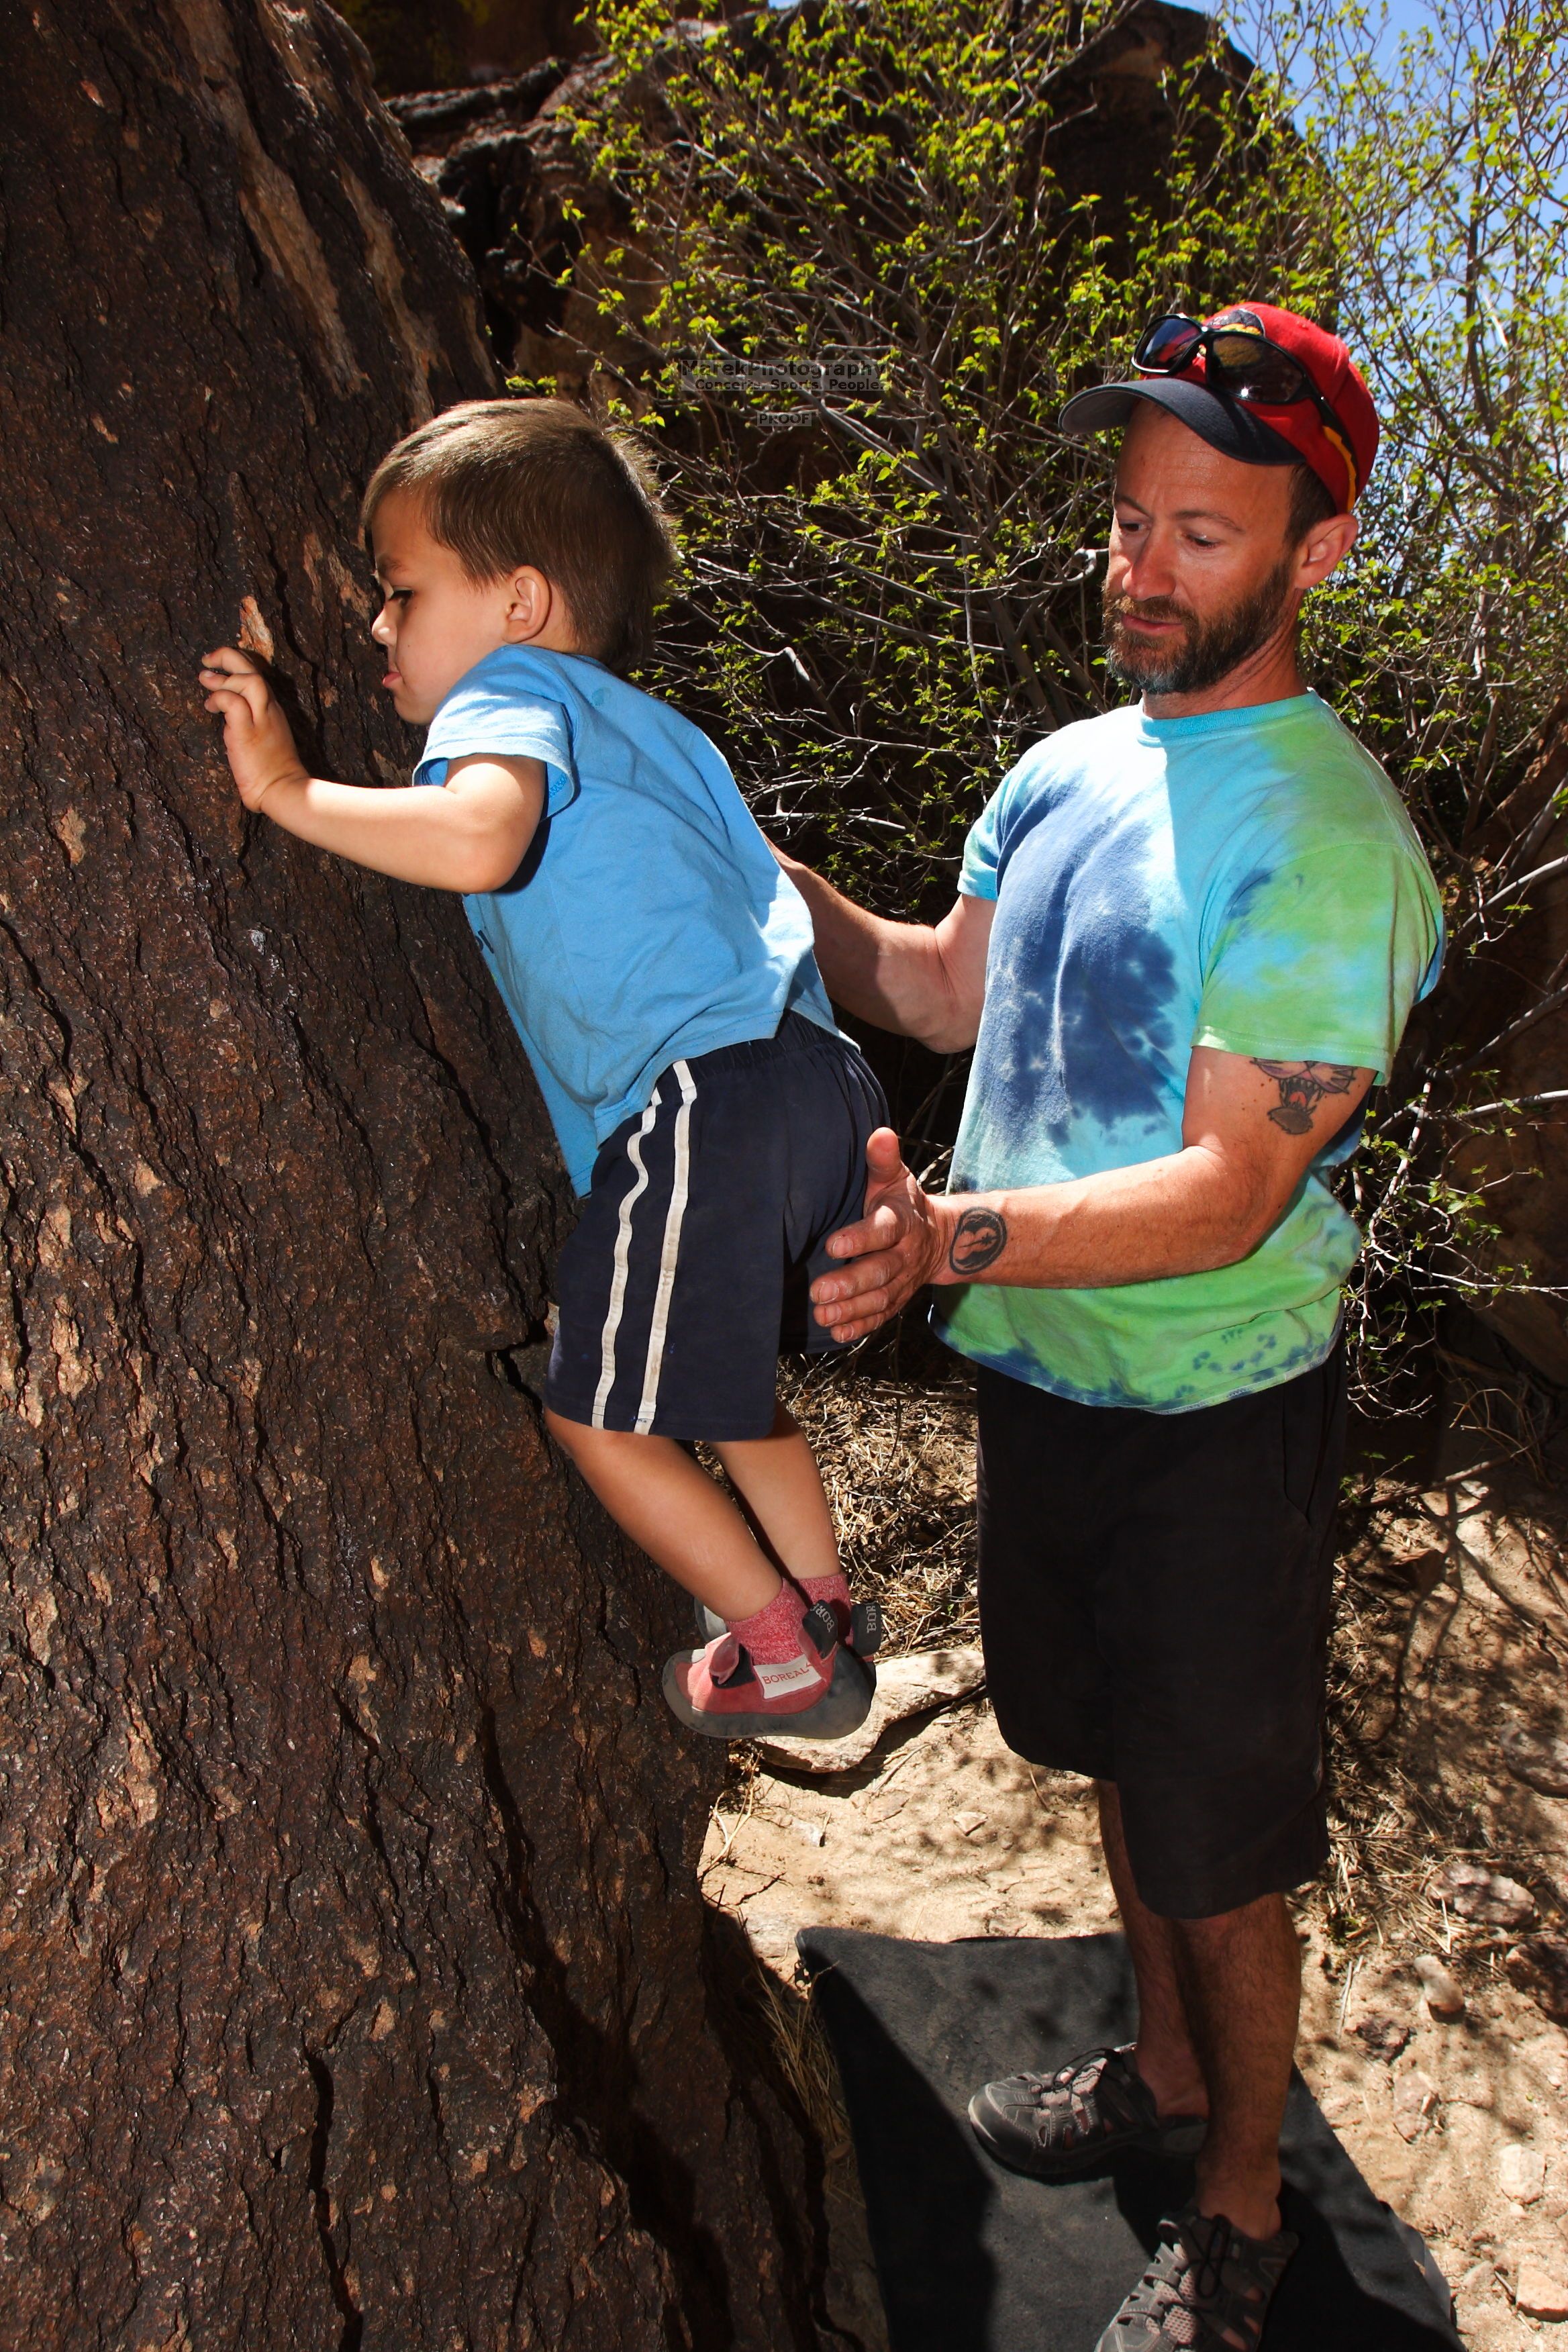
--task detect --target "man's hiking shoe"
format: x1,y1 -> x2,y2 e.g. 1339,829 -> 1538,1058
663,1604 -> 875,1740
967,2044 -> 1207,2179
1094,2206 -> 1297,2351
692,1594 -> 884,1657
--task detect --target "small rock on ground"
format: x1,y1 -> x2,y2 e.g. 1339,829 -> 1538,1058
1497,2142 -> 1545,2205
1392,2067 -> 1442,2141
1433,1861 -> 1535,1930
1355,2013 -> 1412,2061
1500,1724 -> 1568,1798
1514,2259 -> 1568,2322
1505,1937 -> 1568,2025
1414,1953 -> 1467,2018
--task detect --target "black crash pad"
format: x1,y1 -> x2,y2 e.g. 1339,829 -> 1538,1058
798,1926 -> 1460,2352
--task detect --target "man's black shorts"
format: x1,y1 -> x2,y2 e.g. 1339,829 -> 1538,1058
546,1012 -> 887,1442
975,1345 -> 1347,1920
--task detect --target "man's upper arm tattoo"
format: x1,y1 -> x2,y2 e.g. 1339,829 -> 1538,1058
1251,1059 -> 1358,1136
949,1206 -> 1007,1275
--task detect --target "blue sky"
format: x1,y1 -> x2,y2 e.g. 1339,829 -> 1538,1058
763,0 -> 1450,45
1232,0 -> 1457,86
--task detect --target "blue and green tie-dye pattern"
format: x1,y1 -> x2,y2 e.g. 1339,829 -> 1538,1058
932,692 -> 1443,1413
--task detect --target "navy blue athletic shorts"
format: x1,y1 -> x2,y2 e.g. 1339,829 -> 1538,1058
544,1012 -> 889,1441
975,1343 -> 1347,1919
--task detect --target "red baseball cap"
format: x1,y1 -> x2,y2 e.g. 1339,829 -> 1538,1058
1060,302 -> 1378,513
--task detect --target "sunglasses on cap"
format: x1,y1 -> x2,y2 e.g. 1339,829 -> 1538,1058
1133,310 -> 1359,503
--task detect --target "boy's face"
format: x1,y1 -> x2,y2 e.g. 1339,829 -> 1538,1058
369,491 -> 571,724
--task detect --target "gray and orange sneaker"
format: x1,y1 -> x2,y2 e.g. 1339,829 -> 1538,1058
1095,2207 -> 1298,2351
663,1603 -> 875,1741
968,2045 -> 1207,2177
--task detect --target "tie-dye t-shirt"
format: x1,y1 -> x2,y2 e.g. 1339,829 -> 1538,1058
932,693 -> 1442,1412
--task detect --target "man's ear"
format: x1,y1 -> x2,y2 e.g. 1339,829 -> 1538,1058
1297,510 -> 1359,589
501,566 -> 556,642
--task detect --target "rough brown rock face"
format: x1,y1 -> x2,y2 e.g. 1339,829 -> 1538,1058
0,6 -> 810,2344
339,0 -> 596,96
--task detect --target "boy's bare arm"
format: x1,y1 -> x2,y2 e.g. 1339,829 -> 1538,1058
199,646 -> 542,894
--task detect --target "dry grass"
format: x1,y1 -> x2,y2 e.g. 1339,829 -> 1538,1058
752,1965 -> 859,2175
1310,1465 -> 1568,1976
780,1324 -> 979,1654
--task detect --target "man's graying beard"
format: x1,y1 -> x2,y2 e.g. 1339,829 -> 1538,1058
1103,550 -> 1297,696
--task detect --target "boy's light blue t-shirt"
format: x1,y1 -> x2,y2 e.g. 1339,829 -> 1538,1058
414,646 -> 835,1192
933,693 -> 1444,1412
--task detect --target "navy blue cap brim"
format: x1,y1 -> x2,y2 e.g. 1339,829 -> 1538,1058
1059,377 -> 1300,468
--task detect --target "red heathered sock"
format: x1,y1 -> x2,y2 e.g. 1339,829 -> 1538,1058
800,1571 -> 851,1616
728,1581 -> 808,1663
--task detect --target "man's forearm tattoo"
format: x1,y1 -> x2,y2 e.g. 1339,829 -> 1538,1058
948,1206 -> 1008,1275
1251,1059 -> 1357,1136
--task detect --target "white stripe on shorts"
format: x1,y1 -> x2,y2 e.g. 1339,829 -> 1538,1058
634,1059 -> 697,1434
591,1085 -> 662,1429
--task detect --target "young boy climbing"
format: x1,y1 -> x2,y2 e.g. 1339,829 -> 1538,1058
198,398 -> 883,1738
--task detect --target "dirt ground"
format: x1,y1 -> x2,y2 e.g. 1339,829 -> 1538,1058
701,1466 -> 1568,2349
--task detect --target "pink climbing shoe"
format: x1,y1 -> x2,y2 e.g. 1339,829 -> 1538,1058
663,1603 -> 876,1741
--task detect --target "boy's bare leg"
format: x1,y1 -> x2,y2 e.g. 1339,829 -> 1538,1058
544,1413 -> 782,1622
712,1402 -> 840,1582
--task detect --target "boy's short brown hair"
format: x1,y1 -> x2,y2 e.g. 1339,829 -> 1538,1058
361,398 -> 675,671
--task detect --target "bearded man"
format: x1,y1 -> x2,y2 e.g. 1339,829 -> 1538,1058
787,306 -> 1443,2349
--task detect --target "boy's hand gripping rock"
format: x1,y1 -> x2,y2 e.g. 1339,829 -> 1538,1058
199,646 -> 309,812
